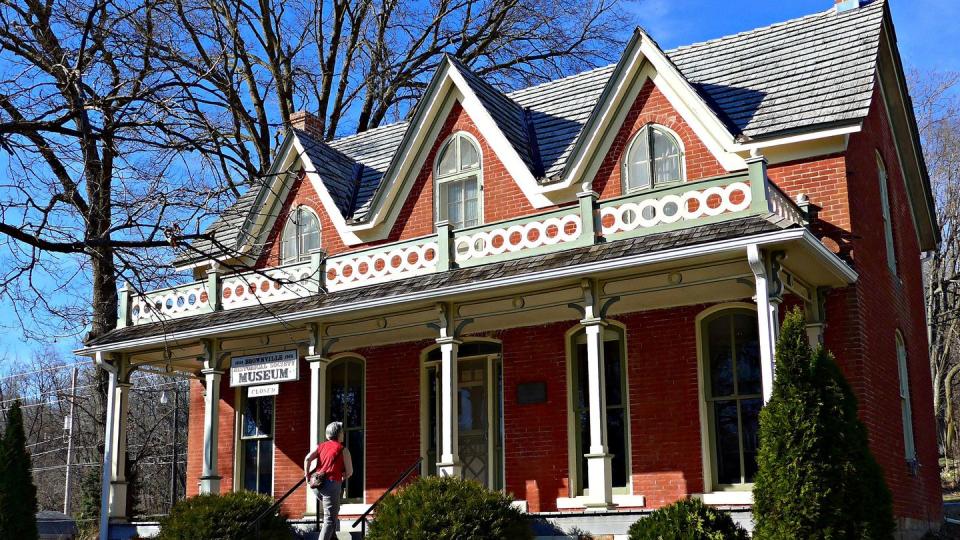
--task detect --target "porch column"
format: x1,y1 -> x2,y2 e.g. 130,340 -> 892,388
200,366 -> 224,494
437,335 -> 462,477
805,286 -> 828,346
305,353 -> 331,516
748,245 -> 783,403
580,280 -> 613,508
95,353 -> 131,540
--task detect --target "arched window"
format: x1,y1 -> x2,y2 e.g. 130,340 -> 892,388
700,308 -> 761,489
896,332 -> 916,462
436,133 -> 482,229
623,125 -> 683,192
877,153 -> 898,275
280,206 -> 320,264
569,325 -> 629,496
327,356 -> 365,502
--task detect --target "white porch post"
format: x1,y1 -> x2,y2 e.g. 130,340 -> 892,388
200,366 -> 224,494
581,279 -> 613,508
748,245 -> 782,403
805,286 -> 828,347
305,348 -> 331,515
435,303 -> 462,477
108,372 -> 132,518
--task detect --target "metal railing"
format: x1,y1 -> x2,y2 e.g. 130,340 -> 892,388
352,457 -> 423,538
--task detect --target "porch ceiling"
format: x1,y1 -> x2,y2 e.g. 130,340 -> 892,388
78,215 -> 854,359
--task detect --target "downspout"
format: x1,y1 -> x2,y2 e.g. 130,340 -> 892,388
94,352 -> 118,540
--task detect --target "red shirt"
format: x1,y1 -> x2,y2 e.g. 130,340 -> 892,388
316,440 -> 346,483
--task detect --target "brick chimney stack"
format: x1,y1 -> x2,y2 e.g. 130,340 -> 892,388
834,0 -> 859,12
289,110 -> 325,140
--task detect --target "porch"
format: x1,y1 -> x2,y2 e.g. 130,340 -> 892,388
80,200 -> 855,538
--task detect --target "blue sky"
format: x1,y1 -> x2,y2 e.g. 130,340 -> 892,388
629,0 -> 960,72
0,0 -> 956,367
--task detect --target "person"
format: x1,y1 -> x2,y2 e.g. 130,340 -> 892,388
304,421 -> 353,540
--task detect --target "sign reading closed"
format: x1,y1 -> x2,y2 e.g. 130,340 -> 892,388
230,350 -> 299,387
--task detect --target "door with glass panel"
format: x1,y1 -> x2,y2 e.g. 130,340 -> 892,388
326,357 -> 364,502
240,395 -> 275,495
424,342 -> 504,489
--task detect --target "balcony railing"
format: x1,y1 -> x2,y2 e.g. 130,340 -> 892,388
118,157 -> 805,327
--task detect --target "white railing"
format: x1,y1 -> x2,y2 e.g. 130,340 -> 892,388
452,210 -> 582,266
220,262 -> 318,309
122,159 -> 810,327
130,281 -> 211,325
600,180 -> 753,238
325,238 -> 440,292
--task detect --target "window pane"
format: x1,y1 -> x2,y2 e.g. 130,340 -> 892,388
243,399 -> 259,437
299,210 -> 321,259
281,219 -> 298,264
608,407 -> 628,488
733,314 -> 762,396
576,344 -> 589,410
707,317 -> 735,398
243,440 -> 258,491
741,398 -> 762,483
463,177 -> 479,227
257,439 -> 273,495
713,400 -> 741,485
257,396 -> 274,436
427,367 -> 438,477
460,137 -> 480,170
345,362 -> 363,429
329,362 -> 346,424
346,429 -> 364,500
626,128 -> 651,191
438,141 -> 457,175
604,340 -> 623,407
652,128 -> 681,185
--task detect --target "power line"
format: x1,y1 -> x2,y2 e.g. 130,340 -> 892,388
0,361 -> 90,382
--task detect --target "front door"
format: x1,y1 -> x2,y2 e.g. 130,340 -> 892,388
424,342 -> 504,489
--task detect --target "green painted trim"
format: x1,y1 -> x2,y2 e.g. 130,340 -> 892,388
453,205 -> 581,238
437,222 -> 452,272
578,191 -> 598,247
747,157 -> 770,215
454,237 -> 585,268
326,233 -> 438,265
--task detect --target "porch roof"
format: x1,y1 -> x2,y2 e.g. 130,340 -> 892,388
82,215 -> 848,352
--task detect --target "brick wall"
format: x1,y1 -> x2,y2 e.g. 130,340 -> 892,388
185,376 -> 236,498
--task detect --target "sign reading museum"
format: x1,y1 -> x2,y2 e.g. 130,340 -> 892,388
230,350 -> 299,387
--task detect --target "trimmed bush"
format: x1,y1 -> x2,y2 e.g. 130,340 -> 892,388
157,491 -> 293,540
366,476 -> 532,540
627,498 -> 748,540
752,308 -> 895,539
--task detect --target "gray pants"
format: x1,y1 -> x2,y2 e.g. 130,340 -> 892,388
313,480 -> 342,540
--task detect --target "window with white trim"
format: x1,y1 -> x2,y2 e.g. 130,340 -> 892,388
240,394 -> 274,495
623,125 -> 684,192
877,154 -> 898,275
701,309 -> 762,489
896,332 -> 916,462
570,326 -> 629,495
436,133 -> 481,229
280,206 -> 320,264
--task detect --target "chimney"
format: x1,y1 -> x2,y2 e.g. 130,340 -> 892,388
835,0 -> 860,12
289,110 -> 325,140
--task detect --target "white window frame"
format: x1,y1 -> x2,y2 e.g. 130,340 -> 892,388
435,132 -> 483,229
896,331 -> 917,463
563,321 -> 633,499
877,152 -> 898,276
622,124 -> 686,193
695,303 -> 762,496
280,205 -> 321,265
235,391 -> 276,496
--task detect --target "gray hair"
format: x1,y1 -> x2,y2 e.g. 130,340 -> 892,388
325,421 -> 343,441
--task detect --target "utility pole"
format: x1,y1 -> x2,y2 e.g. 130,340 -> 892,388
63,366 -> 78,515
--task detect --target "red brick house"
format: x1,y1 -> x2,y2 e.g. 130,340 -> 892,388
79,0 -> 943,537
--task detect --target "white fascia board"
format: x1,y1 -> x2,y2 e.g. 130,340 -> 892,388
731,124 -> 863,152
443,63 -> 550,208
294,137 -> 364,245
77,227 -> 856,355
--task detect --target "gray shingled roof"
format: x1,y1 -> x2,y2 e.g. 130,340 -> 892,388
177,0 -> 886,266
93,215 -> 791,347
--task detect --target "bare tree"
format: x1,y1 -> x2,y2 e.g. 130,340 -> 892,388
911,70 -> 960,474
170,0 -> 625,192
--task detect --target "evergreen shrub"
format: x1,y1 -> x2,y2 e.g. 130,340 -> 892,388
627,498 -> 748,540
0,400 -> 39,540
366,476 -> 532,540
752,308 -> 895,539
157,491 -> 292,540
